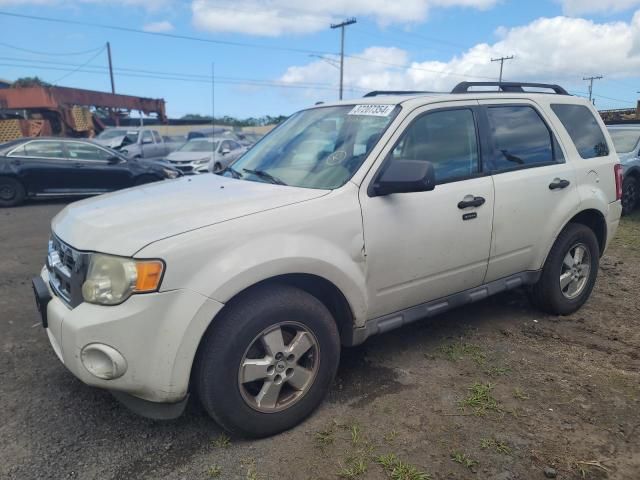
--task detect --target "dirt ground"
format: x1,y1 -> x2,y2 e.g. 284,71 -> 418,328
1,201 -> 638,480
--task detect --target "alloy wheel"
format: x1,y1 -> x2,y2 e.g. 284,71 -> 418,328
238,322 -> 320,413
559,243 -> 591,299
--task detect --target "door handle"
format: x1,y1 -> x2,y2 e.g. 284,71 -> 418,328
549,178 -> 570,190
458,195 -> 486,209
74,162 -> 84,168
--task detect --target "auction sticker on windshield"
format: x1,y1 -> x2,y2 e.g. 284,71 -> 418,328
348,104 -> 395,117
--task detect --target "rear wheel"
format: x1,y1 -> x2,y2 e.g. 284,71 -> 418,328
195,284 -> 340,438
0,176 -> 26,207
621,176 -> 638,216
529,223 -> 599,315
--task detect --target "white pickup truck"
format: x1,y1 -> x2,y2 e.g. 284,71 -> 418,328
94,127 -> 173,159
33,82 -> 622,438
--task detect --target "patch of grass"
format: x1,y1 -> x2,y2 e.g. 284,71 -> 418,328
480,438 -> 512,455
451,451 -> 478,470
245,461 -> 259,480
384,429 -> 399,443
350,423 -> 362,445
440,343 -> 486,365
376,453 -> 432,480
206,465 -> 222,478
459,382 -> 501,415
338,455 -> 368,479
612,211 -> 640,250
513,387 -> 529,401
212,433 -> 231,449
315,424 -> 336,448
485,365 -> 511,377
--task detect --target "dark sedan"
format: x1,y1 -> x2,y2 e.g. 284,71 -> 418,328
0,138 -> 181,207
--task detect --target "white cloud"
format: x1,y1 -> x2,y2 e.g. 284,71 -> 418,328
142,20 -> 174,32
278,13 -> 640,101
0,0 -> 170,9
191,0 -> 499,37
559,0 -> 640,16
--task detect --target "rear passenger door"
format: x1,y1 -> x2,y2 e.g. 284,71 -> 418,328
479,100 -> 580,282
360,103 -> 495,319
64,142 -> 133,192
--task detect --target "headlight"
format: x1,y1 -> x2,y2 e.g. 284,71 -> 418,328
162,168 -> 179,179
194,157 -> 210,165
82,254 -> 164,305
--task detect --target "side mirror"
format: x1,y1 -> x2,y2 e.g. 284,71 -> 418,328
221,148 -> 231,155
371,160 -> 436,197
107,156 -> 121,164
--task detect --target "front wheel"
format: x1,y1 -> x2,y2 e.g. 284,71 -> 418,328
195,284 -> 340,437
0,176 -> 26,207
621,177 -> 638,216
213,162 -> 223,173
529,223 -> 599,315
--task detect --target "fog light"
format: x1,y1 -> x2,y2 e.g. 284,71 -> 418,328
81,344 -> 127,380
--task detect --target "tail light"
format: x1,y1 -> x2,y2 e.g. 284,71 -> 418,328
614,164 -> 623,201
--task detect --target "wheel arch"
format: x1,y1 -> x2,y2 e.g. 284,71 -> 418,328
554,208 -> 607,258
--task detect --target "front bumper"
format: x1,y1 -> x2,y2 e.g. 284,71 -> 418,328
167,160 -> 210,175
39,267 -> 224,405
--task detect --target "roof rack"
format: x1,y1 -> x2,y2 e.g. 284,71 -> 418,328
451,82 -> 569,95
363,90 -> 437,97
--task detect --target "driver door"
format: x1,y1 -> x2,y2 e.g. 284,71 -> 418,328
359,102 -> 495,319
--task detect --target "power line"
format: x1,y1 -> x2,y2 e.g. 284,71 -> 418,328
51,46 -> 106,85
0,41 -> 105,57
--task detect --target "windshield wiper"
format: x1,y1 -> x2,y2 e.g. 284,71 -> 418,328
242,168 -> 287,185
221,166 -> 243,179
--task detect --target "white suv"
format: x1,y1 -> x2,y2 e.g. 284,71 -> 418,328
32,82 -> 622,437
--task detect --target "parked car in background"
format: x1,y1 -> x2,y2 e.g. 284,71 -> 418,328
163,135 -> 186,153
0,137 -> 180,207
165,137 -> 247,174
94,127 -> 172,159
33,82 -> 621,437
607,125 -> 640,215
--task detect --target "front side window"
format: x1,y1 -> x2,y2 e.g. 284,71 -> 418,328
141,131 -> 153,144
551,104 -> 609,159
389,108 -> 479,184
23,141 -> 65,158
152,131 -> 162,143
608,129 -> 640,154
225,104 -> 399,189
66,142 -> 111,161
487,106 -> 557,171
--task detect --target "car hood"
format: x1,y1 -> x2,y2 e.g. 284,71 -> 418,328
166,151 -> 213,162
94,136 -> 126,149
52,175 -> 328,256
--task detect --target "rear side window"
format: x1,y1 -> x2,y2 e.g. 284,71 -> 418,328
551,104 -> 609,159
486,106 -> 558,171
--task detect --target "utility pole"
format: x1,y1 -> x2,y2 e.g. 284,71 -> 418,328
106,42 -> 118,126
583,75 -> 603,103
106,42 -> 115,94
491,55 -> 514,82
330,17 -> 356,100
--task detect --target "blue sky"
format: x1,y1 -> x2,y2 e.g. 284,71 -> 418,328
1,0 -> 639,118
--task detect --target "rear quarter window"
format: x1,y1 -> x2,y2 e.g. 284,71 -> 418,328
550,104 -> 609,159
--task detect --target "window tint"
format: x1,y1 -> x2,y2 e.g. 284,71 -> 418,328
551,104 -> 609,159
23,141 -> 65,158
391,108 -> 479,183
487,106 -> 556,171
66,142 -> 110,161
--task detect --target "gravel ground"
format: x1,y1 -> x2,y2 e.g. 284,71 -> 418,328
1,201 -> 638,480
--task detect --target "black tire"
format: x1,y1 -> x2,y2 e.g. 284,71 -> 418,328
621,176 -> 638,216
0,176 -> 26,207
213,162 -> 222,173
134,174 -> 160,186
529,223 -> 599,315
195,284 -> 340,438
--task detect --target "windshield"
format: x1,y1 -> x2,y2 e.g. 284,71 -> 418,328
97,129 -> 139,143
178,140 -> 218,152
223,104 -> 399,189
609,129 -> 640,154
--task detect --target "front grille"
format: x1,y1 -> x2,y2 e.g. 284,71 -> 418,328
47,235 -> 88,308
